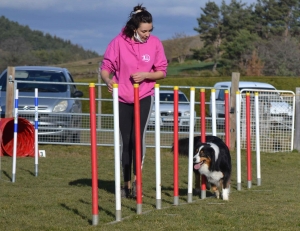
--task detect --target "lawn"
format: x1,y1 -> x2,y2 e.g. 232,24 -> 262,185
2,59 -> 298,230
1,144 -> 300,230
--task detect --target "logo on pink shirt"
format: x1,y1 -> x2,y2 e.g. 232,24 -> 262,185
141,54 -> 150,62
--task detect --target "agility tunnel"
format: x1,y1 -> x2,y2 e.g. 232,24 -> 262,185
0,117 -> 35,157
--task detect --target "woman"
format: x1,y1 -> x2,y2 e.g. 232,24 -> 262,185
100,4 -> 168,198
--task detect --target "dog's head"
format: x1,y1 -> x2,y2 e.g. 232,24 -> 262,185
193,143 -> 216,171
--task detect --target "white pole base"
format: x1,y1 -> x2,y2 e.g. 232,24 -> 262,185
92,215 -> 98,226
156,199 -> 161,209
257,178 -> 261,186
173,196 -> 179,206
136,204 -> 142,214
237,183 -> 242,191
247,181 -> 252,189
35,164 -> 38,177
115,210 -> 121,221
201,190 -> 206,199
187,193 -> 193,203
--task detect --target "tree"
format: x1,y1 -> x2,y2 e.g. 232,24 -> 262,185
221,29 -> 260,74
193,1 -> 223,72
245,50 -> 264,76
193,0 -> 256,73
0,37 -> 37,69
254,0 -> 300,39
221,0 -> 256,42
219,0 -> 258,74
257,36 -> 300,76
171,32 -> 194,63
163,33 -> 196,63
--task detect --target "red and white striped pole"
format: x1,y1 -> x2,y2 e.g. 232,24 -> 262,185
134,84 -> 143,214
173,86 -> 179,205
200,88 -> 207,199
246,92 -> 252,188
89,83 -> 98,225
224,90 -> 230,148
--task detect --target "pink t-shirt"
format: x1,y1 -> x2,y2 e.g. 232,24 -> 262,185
101,30 -> 168,103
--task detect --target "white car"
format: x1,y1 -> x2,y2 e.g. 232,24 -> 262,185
210,81 -> 293,126
148,90 -> 195,131
0,66 -> 83,142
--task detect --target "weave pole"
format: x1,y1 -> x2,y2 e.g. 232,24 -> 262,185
12,89 -> 19,183
200,88 -> 207,199
173,86 -> 179,206
246,92 -> 252,189
89,83 -> 99,226
254,92 -> 261,186
187,87 -> 195,203
113,84 -> 121,221
236,91 -> 242,191
154,84 -> 162,209
134,84 -> 143,214
34,88 -> 39,177
211,89 -> 217,136
224,90 -> 230,148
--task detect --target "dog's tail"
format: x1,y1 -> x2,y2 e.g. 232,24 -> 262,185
171,136 -> 201,156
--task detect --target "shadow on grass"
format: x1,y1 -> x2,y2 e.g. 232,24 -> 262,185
67,180 -> 120,222
60,202 -> 91,224
60,200 -> 117,225
20,167 -> 35,177
0,170 -> 12,181
69,178 -> 115,193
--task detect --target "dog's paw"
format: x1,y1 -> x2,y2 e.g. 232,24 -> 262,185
222,188 -> 230,200
215,191 -> 220,199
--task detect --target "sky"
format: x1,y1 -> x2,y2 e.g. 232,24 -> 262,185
0,0 -> 257,55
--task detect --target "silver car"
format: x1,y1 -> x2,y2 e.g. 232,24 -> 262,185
148,90 -> 195,131
0,66 -> 83,142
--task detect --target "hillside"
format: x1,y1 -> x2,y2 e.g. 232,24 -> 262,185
0,16 -> 99,70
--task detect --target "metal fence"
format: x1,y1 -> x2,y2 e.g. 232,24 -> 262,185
239,89 -> 295,153
12,81 -> 295,152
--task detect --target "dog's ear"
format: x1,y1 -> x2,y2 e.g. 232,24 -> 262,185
209,148 -> 216,171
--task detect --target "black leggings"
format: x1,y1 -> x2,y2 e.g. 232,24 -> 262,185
119,96 -> 153,182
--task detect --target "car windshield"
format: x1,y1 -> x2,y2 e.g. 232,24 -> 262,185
0,70 -> 67,92
160,93 -> 188,102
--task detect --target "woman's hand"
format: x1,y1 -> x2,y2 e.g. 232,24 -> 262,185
131,72 -> 148,83
131,71 -> 165,83
105,79 -> 115,93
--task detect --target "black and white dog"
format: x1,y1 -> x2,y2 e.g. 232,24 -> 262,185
173,135 -> 232,200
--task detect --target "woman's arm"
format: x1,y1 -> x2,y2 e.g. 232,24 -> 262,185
101,69 -> 115,93
131,70 -> 164,83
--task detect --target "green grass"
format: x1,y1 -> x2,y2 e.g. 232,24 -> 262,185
1,145 -> 300,230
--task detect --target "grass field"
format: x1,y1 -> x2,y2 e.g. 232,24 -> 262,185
1,144 -> 300,230
1,59 -> 298,230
